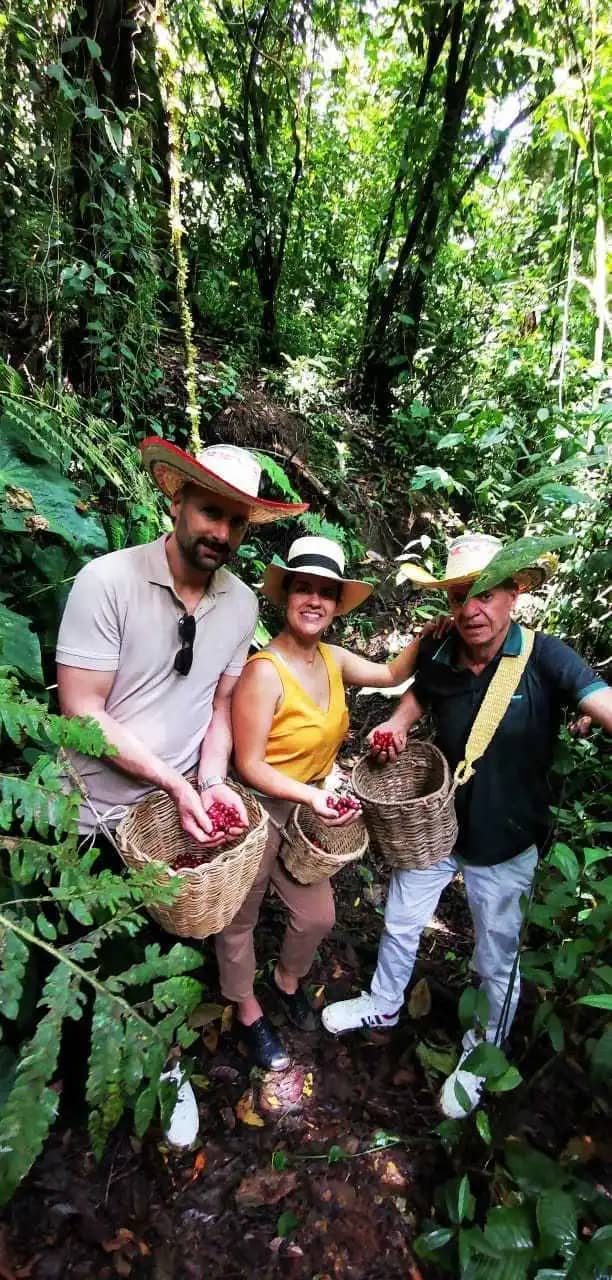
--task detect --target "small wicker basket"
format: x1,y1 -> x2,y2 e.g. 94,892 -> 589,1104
280,805 -> 369,885
351,741 -> 457,870
116,776 -> 268,938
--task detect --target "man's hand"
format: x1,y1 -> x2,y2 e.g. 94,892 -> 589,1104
367,720 -> 407,764
569,714 -> 593,738
308,788 -> 362,827
200,782 -> 249,838
171,779 -> 224,845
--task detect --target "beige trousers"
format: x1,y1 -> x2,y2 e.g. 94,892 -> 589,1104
215,797 -> 335,1003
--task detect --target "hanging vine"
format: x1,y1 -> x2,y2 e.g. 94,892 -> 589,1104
153,1 -> 201,453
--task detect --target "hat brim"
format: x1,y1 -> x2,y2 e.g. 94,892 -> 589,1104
262,563 -> 373,616
140,438 -> 309,525
397,562 -> 551,593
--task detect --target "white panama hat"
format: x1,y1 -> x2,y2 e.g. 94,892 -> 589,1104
140,438 -> 308,525
398,533 -> 553,592
262,536 -> 373,616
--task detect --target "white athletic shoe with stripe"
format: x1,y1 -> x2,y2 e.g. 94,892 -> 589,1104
322,991 -> 400,1035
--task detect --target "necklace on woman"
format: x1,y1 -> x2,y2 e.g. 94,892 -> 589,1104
269,639 -> 319,673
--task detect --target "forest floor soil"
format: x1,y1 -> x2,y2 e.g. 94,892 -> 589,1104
4,837 -> 609,1280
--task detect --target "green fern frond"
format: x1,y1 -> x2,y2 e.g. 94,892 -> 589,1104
254,452 -> 302,503
0,932 -> 29,1020
151,975 -> 202,1012
117,942 -> 202,988
0,773 -> 78,839
0,362 -> 24,398
0,676 -> 110,758
0,964 -> 85,1205
87,995 -> 125,1160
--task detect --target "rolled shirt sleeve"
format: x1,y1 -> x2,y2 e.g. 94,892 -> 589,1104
222,597 -> 259,677
56,561 -> 121,672
535,634 -> 608,705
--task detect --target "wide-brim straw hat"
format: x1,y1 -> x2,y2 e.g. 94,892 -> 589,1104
262,536 -> 373,617
397,533 -> 554,592
140,438 -> 309,525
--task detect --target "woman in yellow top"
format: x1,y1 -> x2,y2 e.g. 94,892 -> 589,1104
216,536 -> 434,1070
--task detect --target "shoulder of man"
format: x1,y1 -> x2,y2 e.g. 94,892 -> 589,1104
69,543 -> 149,593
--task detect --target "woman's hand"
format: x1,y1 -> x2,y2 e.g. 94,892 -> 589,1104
419,615 -> 452,641
367,720 -> 407,764
307,787 -> 362,826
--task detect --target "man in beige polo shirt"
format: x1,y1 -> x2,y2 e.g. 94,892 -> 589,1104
56,438 -> 307,1143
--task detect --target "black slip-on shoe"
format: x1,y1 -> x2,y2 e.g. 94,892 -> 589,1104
273,980 -> 317,1032
239,1016 -> 291,1071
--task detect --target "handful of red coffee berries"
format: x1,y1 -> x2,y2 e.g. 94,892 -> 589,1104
371,729 -> 395,753
206,800 -> 243,833
326,793 -> 360,816
172,800 -> 245,871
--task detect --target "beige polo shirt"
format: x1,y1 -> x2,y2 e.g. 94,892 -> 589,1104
56,535 -> 258,833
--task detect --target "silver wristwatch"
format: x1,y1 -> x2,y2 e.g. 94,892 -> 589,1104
197,774 -> 225,793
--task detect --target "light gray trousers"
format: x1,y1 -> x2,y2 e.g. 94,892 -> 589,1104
370,845 -> 538,1048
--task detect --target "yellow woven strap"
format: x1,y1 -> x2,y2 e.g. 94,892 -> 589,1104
453,627 -> 535,788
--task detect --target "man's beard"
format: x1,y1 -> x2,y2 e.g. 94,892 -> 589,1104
176,530 -> 231,573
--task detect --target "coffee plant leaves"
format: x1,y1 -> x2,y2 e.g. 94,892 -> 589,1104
504,1141 -> 566,1194
536,1189 -> 578,1260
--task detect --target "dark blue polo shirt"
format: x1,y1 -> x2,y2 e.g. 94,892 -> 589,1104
412,622 -> 606,867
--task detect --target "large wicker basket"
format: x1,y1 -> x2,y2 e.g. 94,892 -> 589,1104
351,741 -> 457,870
116,776 -> 268,938
280,804 -> 368,884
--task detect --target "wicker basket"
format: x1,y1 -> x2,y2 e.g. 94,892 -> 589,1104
116,775 -> 268,938
280,804 -> 369,884
351,741 -> 457,870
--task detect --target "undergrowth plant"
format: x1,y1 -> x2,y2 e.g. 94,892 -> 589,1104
0,672 -> 204,1205
414,731 -> 612,1279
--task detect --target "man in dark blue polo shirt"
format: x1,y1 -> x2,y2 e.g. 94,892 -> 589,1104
323,533 -> 612,1117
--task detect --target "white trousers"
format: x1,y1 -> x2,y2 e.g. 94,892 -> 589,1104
370,845 -> 538,1047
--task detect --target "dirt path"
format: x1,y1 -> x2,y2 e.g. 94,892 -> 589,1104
3,859 -> 606,1280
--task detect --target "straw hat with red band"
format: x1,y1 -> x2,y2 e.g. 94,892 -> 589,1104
262,536 -> 373,617
140,438 -> 309,525
397,533 -> 555,592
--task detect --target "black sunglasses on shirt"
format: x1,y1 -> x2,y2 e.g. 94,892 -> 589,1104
174,613 -> 196,676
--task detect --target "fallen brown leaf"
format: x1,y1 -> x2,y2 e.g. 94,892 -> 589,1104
235,1168 -> 298,1209
407,978 -> 431,1019
235,1090 -> 265,1127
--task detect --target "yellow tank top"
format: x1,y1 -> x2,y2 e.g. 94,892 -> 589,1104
247,644 -> 349,784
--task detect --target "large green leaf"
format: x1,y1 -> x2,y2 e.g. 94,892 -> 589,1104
576,993 -> 612,1010
467,536 -> 574,598
538,483 -> 596,507
504,1140 -> 566,1193
0,603 -> 44,684
461,1042 -> 509,1078
483,1206 -> 535,1255
536,1189 -> 578,1260
0,426 -> 107,553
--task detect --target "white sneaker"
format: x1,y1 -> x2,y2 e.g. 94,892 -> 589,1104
322,991 -> 400,1035
160,1065 -> 200,1147
439,1051 -> 485,1119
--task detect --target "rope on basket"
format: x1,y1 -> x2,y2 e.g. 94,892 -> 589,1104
59,748 -> 129,853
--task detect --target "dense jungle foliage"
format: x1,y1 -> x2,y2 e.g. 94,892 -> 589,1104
0,0 -> 610,1275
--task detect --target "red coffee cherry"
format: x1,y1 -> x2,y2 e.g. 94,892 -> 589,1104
372,730 -> 394,752
206,800 -> 242,833
326,794 -> 360,815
